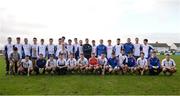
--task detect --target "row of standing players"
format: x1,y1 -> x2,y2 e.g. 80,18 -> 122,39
4,37 -> 176,76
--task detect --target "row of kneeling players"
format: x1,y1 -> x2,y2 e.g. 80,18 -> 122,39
8,47 -> 176,76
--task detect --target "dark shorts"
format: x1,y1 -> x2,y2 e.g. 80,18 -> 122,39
84,54 -> 91,60
48,54 -> 55,59
32,57 -> 37,60
22,55 -> 32,59
56,66 -> 67,75
22,67 -> 28,72
149,66 -> 162,75
134,56 -> 140,60
36,64 -> 46,68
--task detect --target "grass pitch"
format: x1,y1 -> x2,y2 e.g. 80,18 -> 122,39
0,55 -> 180,95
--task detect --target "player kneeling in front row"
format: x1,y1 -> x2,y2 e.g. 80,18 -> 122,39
161,54 -> 176,76
98,53 -> 108,75
66,53 -> 77,73
34,54 -> 46,75
77,53 -> 89,73
149,51 -> 162,75
136,52 -> 148,75
124,52 -> 137,74
45,55 -> 56,75
118,49 -> 128,74
9,47 -> 20,75
107,52 -> 120,74
56,53 -> 67,75
18,55 -> 33,76
88,53 -> 101,74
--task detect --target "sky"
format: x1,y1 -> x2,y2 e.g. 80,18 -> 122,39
0,0 -> 180,49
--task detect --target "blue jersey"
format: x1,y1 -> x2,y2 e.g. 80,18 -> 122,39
96,44 -> 107,56
149,56 -> 160,67
36,59 -> 46,68
123,43 -> 134,55
108,57 -> 119,68
127,57 -> 136,67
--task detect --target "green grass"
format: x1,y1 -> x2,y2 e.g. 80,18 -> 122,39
0,55 -> 180,95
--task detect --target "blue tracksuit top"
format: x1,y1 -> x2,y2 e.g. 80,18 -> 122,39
149,56 -> 161,67
123,43 -> 134,55
127,57 -> 136,67
108,57 -> 119,68
36,59 -> 46,68
96,44 -> 107,56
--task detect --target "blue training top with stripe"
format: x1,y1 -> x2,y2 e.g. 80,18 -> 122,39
108,57 -> 119,68
149,56 -> 161,67
96,44 -> 107,56
123,43 -> 134,55
127,57 -> 136,67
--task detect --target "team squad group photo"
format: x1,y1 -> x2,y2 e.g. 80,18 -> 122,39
4,36 -> 177,76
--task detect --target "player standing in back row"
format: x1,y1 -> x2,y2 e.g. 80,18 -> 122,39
123,38 -> 134,55
66,39 -> 74,55
133,38 -> 142,60
142,39 -> 154,59
14,37 -> 23,59
31,37 -> 38,68
96,39 -> 107,57
73,38 -> 80,60
4,37 -> 14,75
83,38 -> 92,60
106,40 -> 113,59
38,39 -> 47,58
113,38 -> 123,57
47,38 -> 56,58
22,38 -> 31,59
91,40 -> 97,56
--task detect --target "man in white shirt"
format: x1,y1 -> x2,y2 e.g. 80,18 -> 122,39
113,38 -> 123,57
38,39 -> 47,58
118,49 -> 128,74
31,37 -> 38,67
66,39 -> 74,55
161,54 -> 176,75
47,38 -> 56,58
73,38 -> 80,60
133,38 -> 142,60
91,40 -> 97,56
98,53 -> 108,75
66,53 -> 77,73
78,40 -> 83,56
136,52 -> 148,75
9,47 -> 21,75
14,37 -> 23,59
61,36 -> 67,47
4,37 -> 14,75
106,40 -> 113,59
59,44 -> 68,60
142,39 -> 154,59
45,55 -> 56,74
18,55 -> 33,76
56,38 -> 63,59
22,38 -> 31,59
77,53 -> 89,73
56,53 -> 67,75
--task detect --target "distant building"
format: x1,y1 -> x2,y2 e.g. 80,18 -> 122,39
149,42 -> 170,53
171,43 -> 180,52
